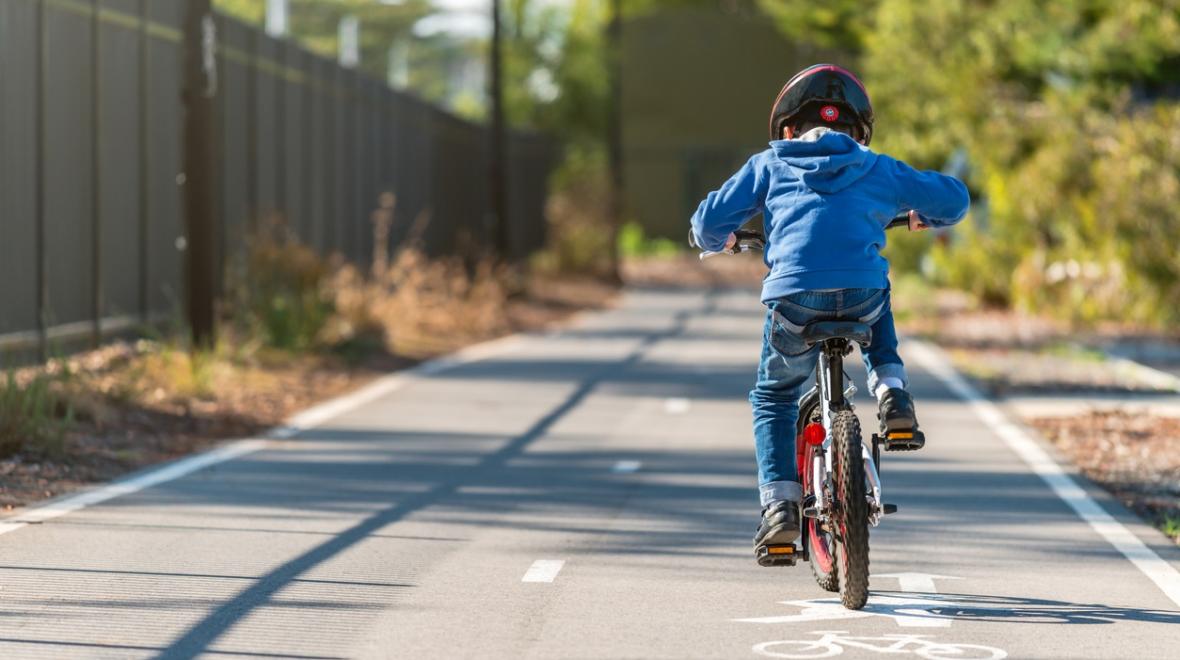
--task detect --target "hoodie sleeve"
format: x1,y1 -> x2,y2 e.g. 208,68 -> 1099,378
884,157 -> 971,227
690,152 -> 770,251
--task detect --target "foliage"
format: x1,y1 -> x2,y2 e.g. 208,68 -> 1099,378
758,0 -> 1180,326
530,147 -> 617,278
617,223 -> 682,258
227,223 -> 334,351
0,372 -> 71,459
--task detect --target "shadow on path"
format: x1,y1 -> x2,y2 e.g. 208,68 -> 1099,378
155,296 -> 716,658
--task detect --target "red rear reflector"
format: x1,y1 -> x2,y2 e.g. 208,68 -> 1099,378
803,423 -> 826,446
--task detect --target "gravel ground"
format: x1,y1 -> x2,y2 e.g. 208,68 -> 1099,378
1032,411 -> 1180,540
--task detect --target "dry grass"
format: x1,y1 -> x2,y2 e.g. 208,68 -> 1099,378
329,249 -> 520,359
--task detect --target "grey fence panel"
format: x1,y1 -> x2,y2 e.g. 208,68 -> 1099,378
0,0 -> 40,336
307,57 -> 330,254
217,17 -> 253,280
43,1 -> 96,327
145,2 -> 182,315
1,5 -> 557,356
98,1 -> 145,319
281,45 -> 304,240
253,35 -> 279,219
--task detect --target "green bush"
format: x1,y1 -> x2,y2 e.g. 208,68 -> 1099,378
228,224 -> 335,350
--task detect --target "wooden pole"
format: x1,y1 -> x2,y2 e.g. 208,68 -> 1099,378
489,0 -> 509,258
181,0 -> 218,347
606,0 -> 624,283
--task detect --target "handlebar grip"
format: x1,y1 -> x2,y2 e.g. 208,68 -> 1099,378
886,214 -> 911,230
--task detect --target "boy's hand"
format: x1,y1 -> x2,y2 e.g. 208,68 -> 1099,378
725,233 -> 738,250
908,210 -> 930,232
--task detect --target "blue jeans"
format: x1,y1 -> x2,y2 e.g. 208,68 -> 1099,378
750,288 -> 907,507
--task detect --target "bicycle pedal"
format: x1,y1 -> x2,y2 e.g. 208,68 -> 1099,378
755,544 -> 798,567
882,503 -> 898,515
878,429 -> 926,451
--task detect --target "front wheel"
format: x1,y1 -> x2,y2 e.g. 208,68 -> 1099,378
832,409 -> 870,609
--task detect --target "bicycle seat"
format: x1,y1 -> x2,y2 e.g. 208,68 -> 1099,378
801,321 -> 872,347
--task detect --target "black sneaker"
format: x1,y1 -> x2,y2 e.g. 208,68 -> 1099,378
878,387 -> 925,450
754,500 -> 800,549
878,387 -> 917,431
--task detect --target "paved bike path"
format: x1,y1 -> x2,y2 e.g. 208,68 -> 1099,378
0,288 -> 1178,659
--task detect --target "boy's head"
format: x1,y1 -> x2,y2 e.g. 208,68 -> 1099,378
768,64 -> 874,145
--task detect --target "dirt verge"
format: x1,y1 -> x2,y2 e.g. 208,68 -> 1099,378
0,275 -> 617,512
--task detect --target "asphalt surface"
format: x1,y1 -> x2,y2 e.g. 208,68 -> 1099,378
1,288 -> 1179,659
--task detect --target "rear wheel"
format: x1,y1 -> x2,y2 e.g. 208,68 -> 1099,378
798,394 -> 838,592
831,409 -> 870,609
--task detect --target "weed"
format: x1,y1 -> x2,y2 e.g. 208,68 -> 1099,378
0,371 -> 72,459
1162,515 -> 1180,540
617,222 -> 681,258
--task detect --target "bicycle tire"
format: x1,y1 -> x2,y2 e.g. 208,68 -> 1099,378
832,409 -> 870,609
798,394 -> 838,592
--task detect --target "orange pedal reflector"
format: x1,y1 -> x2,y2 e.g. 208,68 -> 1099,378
766,545 -> 795,555
888,432 -> 914,439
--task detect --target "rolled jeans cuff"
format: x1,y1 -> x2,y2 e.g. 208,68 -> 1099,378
760,480 -> 803,507
868,362 -> 908,393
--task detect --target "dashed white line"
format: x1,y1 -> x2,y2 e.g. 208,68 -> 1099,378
664,397 -> 691,414
522,559 -> 565,583
909,340 -> 1180,609
611,460 -> 643,474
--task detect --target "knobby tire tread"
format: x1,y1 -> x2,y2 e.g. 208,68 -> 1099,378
833,410 -> 870,609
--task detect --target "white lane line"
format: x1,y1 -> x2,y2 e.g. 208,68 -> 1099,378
909,340 -> 1180,608
522,559 -> 565,583
664,397 -> 691,414
611,460 -> 643,474
0,334 -> 524,537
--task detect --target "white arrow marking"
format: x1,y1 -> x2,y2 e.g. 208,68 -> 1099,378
522,560 -> 565,583
664,397 -> 691,414
874,573 -> 962,593
736,595 -> 953,629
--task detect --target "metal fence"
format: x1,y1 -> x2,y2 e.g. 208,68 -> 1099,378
0,0 -> 557,356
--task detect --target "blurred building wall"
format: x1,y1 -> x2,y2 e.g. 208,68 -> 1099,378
621,6 -> 837,239
0,0 -> 557,357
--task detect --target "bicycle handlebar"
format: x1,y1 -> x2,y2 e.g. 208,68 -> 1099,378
695,213 -> 917,260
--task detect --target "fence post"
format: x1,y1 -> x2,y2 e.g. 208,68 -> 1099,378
181,0 -> 218,347
489,0 -> 509,258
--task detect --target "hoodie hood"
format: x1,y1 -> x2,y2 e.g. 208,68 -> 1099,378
770,128 -> 878,194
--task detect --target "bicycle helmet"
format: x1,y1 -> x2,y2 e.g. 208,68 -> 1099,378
768,64 -> 874,145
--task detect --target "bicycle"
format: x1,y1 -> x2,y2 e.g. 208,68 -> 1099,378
695,215 -> 922,610
753,630 -> 1008,659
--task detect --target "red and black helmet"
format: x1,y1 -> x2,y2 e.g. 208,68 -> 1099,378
768,64 -> 874,145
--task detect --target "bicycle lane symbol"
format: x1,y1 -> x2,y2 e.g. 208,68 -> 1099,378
751,630 -> 1008,659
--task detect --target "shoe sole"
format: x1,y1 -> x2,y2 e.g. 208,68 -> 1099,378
755,523 -> 800,548
883,415 -> 916,431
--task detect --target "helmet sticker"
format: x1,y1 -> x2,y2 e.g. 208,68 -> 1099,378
820,105 -> 840,122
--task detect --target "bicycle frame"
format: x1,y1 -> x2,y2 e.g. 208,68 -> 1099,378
812,339 -> 886,527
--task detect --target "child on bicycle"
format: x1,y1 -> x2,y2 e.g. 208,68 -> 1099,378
689,64 -> 970,558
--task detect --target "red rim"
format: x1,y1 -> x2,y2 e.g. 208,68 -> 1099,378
803,445 -> 835,573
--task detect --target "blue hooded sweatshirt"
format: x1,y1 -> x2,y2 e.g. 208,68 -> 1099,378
691,129 -> 970,302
